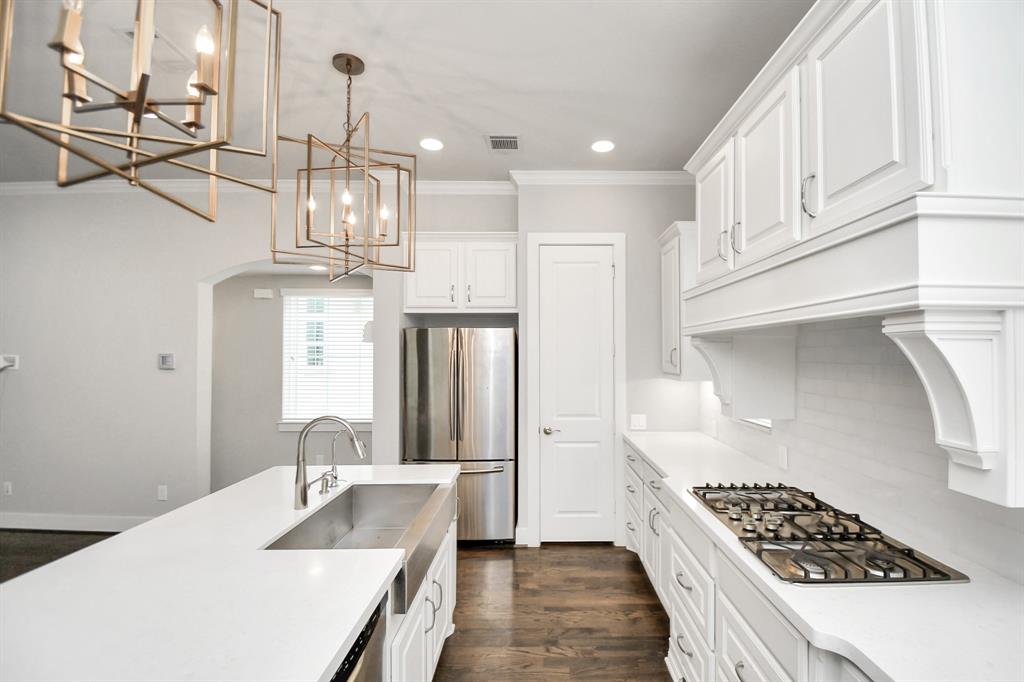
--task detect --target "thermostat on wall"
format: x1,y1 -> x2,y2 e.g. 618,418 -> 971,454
157,353 -> 175,371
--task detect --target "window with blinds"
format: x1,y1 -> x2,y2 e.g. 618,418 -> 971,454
282,291 -> 373,421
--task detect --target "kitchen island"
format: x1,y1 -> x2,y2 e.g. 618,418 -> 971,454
0,464 -> 459,682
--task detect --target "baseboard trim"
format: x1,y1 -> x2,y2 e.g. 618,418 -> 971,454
0,512 -> 151,532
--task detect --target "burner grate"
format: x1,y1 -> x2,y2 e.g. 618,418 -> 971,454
691,483 -> 969,585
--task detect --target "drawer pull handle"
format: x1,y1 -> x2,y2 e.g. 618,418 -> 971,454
424,597 -> 437,633
626,484 -> 636,493
675,634 -> 693,658
735,661 -> 746,682
652,511 -> 660,536
650,480 -> 662,490
675,572 -> 693,592
627,454 -> 637,462
626,521 -> 636,532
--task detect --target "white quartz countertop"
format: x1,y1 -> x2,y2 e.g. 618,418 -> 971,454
623,431 -> 1024,682
0,464 -> 460,682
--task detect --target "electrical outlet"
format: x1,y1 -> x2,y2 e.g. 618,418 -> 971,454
778,445 -> 789,470
629,414 -> 647,430
157,485 -> 168,501
253,288 -> 273,299
0,355 -> 19,371
2,481 -> 12,496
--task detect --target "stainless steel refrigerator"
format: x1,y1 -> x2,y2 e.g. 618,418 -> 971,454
402,328 -> 516,541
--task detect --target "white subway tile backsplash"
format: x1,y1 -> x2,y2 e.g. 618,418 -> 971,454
699,317 -> 1024,585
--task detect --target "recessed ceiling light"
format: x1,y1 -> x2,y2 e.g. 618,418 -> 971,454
419,138 -> 444,151
308,265 -> 327,271
591,140 -> 615,153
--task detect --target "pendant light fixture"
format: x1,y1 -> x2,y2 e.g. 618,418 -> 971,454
271,52 -> 417,282
0,0 -> 281,221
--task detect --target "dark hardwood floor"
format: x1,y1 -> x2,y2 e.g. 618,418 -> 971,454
435,543 -> 670,681
0,529 -> 114,583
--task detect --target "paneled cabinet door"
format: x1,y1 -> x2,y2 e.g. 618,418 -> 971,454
660,236 -> 681,374
695,138 -> 735,283
404,242 -> 461,309
734,67 -> 801,268
390,587 -> 428,682
464,241 -> 517,309
428,530 -> 454,673
801,0 -> 932,237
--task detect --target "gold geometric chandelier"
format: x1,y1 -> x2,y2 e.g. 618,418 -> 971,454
271,52 -> 417,281
0,0 -> 280,221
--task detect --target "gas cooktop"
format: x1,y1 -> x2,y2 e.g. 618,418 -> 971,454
691,483 -> 969,585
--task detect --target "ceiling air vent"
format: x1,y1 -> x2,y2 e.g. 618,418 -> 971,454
488,135 -> 519,151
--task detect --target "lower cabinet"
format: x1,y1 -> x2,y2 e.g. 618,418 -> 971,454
389,522 -> 456,681
622,443 -> 873,682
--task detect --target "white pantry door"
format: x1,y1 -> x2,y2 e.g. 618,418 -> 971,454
538,244 -> 615,541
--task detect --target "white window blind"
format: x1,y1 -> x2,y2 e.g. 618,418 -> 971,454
282,291 -> 373,421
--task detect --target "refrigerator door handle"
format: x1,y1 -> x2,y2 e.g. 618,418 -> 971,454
456,330 -> 465,443
448,332 -> 457,443
460,465 -> 505,475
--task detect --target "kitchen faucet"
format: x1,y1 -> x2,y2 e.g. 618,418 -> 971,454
294,415 -> 368,510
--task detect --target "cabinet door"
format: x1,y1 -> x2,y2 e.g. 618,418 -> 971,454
428,530 -> 454,671
405,241 -> 461,310
464,241 -> 517,309
735,67 -> 801,268
641,494 -> 658,584
801,0 -> 931,237
390,588 -> 428,682
660,236 -> 681,374
695,138 -> 735,283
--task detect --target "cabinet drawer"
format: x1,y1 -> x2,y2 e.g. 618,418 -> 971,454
663,526 -> 715,648
670,599 -> 713,682
624,443 -> 643,476
717,555 -> 807,680
668,504 -> 715,574
625,465 -> 643,513
625,503 -> 642,553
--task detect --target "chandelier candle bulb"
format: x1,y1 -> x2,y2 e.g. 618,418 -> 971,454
341,188 -> 353,206
193,25 -> 218,94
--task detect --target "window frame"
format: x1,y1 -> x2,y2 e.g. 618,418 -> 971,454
278,287 -> 374,429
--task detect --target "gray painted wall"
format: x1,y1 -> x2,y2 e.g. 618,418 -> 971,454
211,273 -> 373,491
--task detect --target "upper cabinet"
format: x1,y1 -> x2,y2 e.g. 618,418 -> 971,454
800,0 -> 932,236
660,223 -> 711,381
682,0 -> 1024,507
695,139 -> 734,284
404,233 -> 517,313
735,67 -> 801,268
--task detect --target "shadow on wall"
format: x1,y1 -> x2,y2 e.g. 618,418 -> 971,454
208,267 -> 374,491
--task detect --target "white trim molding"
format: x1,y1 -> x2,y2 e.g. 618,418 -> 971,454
0,179 -> 517,197
509,170 -> 693,186
883,309 -> 1023,506
0,512 -> 151,532
277,420 -> 372,433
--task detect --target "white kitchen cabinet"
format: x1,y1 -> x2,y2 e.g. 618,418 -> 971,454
390,581 -> 429,682
660,235 -> 681,374
404,233 -> 517,313
464,241 -> 517,309
660,223 -> 712,381
404,241 -> 461,310
695,139 -> 735,284
390,523 -> 456,681
800,0 -> 932,236
734,67 -> 800,267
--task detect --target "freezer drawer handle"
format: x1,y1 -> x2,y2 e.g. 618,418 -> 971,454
461,465 -> 505,475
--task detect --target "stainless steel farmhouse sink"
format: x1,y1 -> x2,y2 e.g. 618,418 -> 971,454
265,482 -> 456,613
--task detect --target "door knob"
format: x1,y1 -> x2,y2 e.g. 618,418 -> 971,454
542,426 -> 561,435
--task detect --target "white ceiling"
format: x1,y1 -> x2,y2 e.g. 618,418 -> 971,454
0,0 -> 813,182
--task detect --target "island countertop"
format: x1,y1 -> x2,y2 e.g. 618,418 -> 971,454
624,431 -> 1024,682
0,464 -> 460,682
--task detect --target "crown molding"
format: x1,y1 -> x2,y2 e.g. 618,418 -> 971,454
0,178 -> 516,197
509,170 -> 694,186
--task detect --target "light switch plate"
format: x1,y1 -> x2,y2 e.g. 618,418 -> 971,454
157,485 -> 168,501
629,414 -> 647,430
253,288 -> 273,299
157,353 -> 175,370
